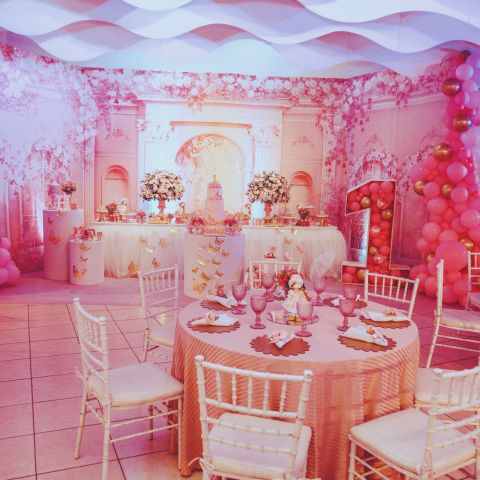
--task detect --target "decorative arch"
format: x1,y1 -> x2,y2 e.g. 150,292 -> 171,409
289,170 -> 313,210
101,164 -> 129,205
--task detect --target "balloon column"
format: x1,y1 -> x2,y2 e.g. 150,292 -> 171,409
409,51 -> 480,305
0,237 -> 21,287
342,179 -> 400,284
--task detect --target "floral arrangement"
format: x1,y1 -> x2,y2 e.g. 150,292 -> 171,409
136,210 -> 146,221
61,181 -> 76,195
276,268 -> 300,290
224,217 -> 239,227
73,226 -> 97,241
189,216 -> 205,227
246,171 -> 290,204
140,170 -> 184,201
106,202 -> 117,215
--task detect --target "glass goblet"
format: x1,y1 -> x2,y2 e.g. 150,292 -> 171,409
343,284 -> 358,301
250,295 -> 267,329
231,283 -> 247,314
295,301 -> 313,337
338,298 -> 356,332
312,276 -> 327,306
261,272 -> 275,302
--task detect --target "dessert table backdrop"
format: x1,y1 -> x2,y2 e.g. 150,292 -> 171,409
171,295 -> 420,480
91,223 -> 346,280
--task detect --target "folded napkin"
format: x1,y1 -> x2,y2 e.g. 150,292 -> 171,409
206,294 -> 246,308
331,294 -> 361,307
362,309 -> 409,322
191,312 -> 237,327
268,330 -> 295,349
342,325 -> 388,347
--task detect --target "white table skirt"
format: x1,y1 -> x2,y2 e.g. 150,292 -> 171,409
91,222 -> 347,279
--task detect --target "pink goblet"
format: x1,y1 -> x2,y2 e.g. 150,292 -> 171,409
295,301 -> 313,337
312,276 -> 327,306
231,283 -> 247,314
343,284 -> 358,301
261,272 -> 275,302
250,295 -> 267,329
338,298 -> 355,332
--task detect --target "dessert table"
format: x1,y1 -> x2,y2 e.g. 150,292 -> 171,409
91,222 -> 346,279
172,294 -> 419,480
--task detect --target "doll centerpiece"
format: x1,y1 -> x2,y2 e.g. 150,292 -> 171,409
281,272 -> 311,325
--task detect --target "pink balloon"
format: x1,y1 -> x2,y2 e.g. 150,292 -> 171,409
422,222 -> 441,242
469,197 -> 480,211
463,78 -> 477,93
0,237 -> 11,250
439,229 -> 458,242
469,91 -> 480,109
6,264 -> 20,286
466,54 -> 480,68
453,278 -> 469,297
447,162 -> 468,183
427,257 -> 440,276
456,63 -> 474,80
435,240 -> 468,272
454,203 -> 469,214
451,217 -> 467,233
0,268 -> 7,286
460,208 -> 480,228
423,182 -> 440,199
369,182 -> 380,193
427,197 -> 448,215
417,238 -> 430,254
443,284 -> 459,304
0,248 -> 11,268
350,202 -> 360,212
417,272 -> 428,293
425,276 -> 437,297
445,271 -> 461,284
451,186 -> 469,203
409,164 -> 425,183
443,208 -> 456,222
468,226 -> 480,242
455,91 -> 470,106
380,181 -> 394,193
342,273 -> 354,283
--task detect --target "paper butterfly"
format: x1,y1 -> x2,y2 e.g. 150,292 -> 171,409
73,265 -> 87,278
128,260 -> 139,277
152,257 -> 161,268
201,271 -> 212,282
214,237 -> 225,245
79,242 -> 92,251
212,259 -> 221,265
47,217 -> 53,225
48,231 -> 61,245
158,238 -> 168,248
79,256 -> 88,263
196,257 -> 209,267
208,243 -> 220,254
193,278 -> 207,294
191,267 -> 199,273
221,250 -> 230,257
214,270 -> 224,278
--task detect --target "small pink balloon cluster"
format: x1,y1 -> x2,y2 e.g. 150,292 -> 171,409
410,51 -> 480,305
0,237 -> 21,287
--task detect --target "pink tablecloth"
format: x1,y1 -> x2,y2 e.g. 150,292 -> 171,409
172,296 -> 419,480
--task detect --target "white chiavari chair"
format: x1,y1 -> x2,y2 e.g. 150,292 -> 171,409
468,251 -> 480,310
364,271 -> 420,320
73,298 -> 184,480
195,355 -> 313,480
248,259 -> 302,289
349,366 -> 480,480
426,259 -> 480,368
138,265 -> 179,362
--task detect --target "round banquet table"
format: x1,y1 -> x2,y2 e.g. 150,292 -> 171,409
172,294 -> 420,480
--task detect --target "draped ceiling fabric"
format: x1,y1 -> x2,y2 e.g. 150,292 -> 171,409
0,0 -> 479,77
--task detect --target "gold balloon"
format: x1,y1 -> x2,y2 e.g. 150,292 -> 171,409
441,77 -> 462,97
425,253 -> 434,263
360,196 -> 371,208
414,180 -> 426,196
440,183 -> 453,198
433,142 -> 454,161
460,237 -> 475,251
452,114 -> 472,132
369,246 -> 379,256
381,208 -> 393,220
357,269 -> 367,283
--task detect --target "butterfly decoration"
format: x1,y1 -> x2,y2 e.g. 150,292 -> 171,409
79,256 -> 88,263
158,238 -> 168,248
139,236 -> 148,246
214,270 -> 224,278
201,271 -> 212,282
152,257 -> 161,268
291,228 -> 298,236
48,231 -> 61,245
212,259 -> 221,266
197,256 -> 209,267
197,245 -> 207,252
284,252 -> 293,261
55,210 -> 64,218
214,237 -> 224,245
169,227 -> 179,235
283,236 -> 292,245
47,217 -> 53,225
80,242 -> 92,251
191,266 -> 199,273
128,260 -> 139,277
296,243 -> 306,254
145,246 -> 155,254
193,278 -> 207,294
72,265 -> 87,279
221,250 -> 230,257
207,243 -> 220,255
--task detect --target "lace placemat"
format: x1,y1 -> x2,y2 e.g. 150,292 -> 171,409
337,335 -> 396,352
250,335 -> 310,356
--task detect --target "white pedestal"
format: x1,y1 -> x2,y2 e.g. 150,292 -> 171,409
43,209 -> 84,281
69,240 -> 105,285
184,233 -> 245,299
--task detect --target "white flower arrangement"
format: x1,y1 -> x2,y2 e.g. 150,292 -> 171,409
246,171 -> 290,204
140,170 -> 184,201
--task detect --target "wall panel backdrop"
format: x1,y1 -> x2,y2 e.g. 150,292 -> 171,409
0,43 -> 450,271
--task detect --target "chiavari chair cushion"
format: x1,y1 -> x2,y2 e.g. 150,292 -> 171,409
208,412 -> 311,479
148,319 -> 176,347
350,408 -> 475,476
440,308 -> 480,330
88,362 -> 183,408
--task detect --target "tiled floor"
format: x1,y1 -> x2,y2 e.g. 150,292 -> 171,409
0,289 -> 478,479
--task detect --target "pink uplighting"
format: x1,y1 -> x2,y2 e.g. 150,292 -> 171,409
1,2 -> 480,480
